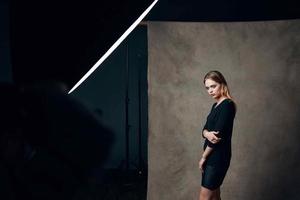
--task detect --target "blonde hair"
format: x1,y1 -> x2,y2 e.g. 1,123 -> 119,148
204,70 -> 236,111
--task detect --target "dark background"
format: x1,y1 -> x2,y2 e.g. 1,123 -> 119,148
0,0 -> 300,199
4,0 -> 300,87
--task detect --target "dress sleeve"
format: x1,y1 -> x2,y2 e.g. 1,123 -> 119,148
207,101 -> 235,148
201,103 -> 216,138
202,120 -> 208,138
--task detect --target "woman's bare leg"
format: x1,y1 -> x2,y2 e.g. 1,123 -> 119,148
212,187 -> 221,200
199,186 -> 216,200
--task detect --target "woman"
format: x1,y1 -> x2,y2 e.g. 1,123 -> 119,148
198,71 -> 236,200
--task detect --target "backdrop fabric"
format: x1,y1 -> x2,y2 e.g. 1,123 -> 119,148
147,20 -> 300,200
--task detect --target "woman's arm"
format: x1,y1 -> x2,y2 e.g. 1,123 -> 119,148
203,129 -> 221,144
207,101 -> 235,148
199,146 -> 213,172
202,146 -> 213,159
202,104 -> 221,143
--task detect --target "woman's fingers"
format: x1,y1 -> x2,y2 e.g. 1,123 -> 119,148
209,131 -> 221,143
199,159 -> 205,173
211,137 -> 221,143
199,164 -> 203,173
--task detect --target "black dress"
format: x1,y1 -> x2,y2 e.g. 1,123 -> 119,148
201,98 -> 236,190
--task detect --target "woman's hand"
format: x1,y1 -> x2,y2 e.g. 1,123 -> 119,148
204,131 -> 221,144
199,157 -> 206,173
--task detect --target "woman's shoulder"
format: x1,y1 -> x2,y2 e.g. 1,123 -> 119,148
224,98 -> 234,104
222,98 -> 234,106
212,98 -> 236,111
222,98 -> 236,113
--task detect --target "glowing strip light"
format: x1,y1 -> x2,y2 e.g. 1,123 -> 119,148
68,0 -> 158,94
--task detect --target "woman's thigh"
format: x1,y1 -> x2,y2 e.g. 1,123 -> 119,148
201,164 -> 228,190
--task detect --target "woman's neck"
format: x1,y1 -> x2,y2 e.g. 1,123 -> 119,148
216,96 -> 227,105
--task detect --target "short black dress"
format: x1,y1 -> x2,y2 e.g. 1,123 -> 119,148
201,98 -> 236,190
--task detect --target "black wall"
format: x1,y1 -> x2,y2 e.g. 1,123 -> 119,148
6,0 -> 300,86
0,0 -> 12,82
147,0 -> 300,21
9,0 -> 152,87
71,26 -> 148,170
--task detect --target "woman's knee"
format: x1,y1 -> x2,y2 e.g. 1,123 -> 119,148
200,186 -> 214,200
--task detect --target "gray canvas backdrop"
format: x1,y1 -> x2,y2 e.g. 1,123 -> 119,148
147,20 -> 300,200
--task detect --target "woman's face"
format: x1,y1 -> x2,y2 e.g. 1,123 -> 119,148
204,78 -> 222,100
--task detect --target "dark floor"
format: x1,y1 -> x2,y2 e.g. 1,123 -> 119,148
0,165 -> 147,200
74,169 -> 148,200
